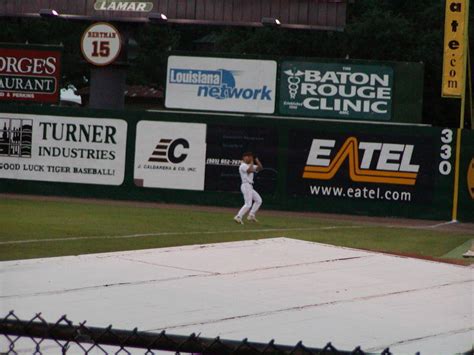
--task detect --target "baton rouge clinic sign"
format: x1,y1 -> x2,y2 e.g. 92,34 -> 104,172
165,56 -> 277,114
134,121 -> 207,191
0,45 -> 61,104
280,61 -> 394,121
0,113 -> 127,185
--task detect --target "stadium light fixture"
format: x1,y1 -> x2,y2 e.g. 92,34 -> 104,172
261,17 -> 281,27
148,12 -> 168,24
39,9 -> 60,18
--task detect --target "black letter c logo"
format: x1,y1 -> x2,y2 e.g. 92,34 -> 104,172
168,138 -> 189,163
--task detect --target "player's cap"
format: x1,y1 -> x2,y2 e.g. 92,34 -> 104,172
242,151 -> 254,158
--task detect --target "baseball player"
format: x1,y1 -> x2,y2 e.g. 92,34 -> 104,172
234,152 -> 263,224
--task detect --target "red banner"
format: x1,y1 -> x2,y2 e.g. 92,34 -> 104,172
0,45 -> 62,104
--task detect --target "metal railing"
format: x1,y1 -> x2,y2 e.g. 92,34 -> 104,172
1,311 -> 400,355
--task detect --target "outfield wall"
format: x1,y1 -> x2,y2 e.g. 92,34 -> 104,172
1,105 -> 470,222
458,129 -> 474,222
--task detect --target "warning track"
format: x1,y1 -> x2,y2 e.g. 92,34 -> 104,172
2,193 -> 473,234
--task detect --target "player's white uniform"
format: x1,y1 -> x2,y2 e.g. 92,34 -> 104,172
236,163 -> 262,219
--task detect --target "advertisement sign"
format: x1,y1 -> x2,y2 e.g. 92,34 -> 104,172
134,121 -> 207,190
0,113 -> 127,185
81,23 -> 122,67
94,0 -> 153,12
287,128 -> 455,206
205,125 -> 278,193
280,61 -> 394,121
165,56 -> 277,114
442,0 -> 468,98
0,45 -> 62,104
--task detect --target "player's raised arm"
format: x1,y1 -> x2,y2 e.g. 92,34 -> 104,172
246,156 -> 255,173
254,157 -> 263,172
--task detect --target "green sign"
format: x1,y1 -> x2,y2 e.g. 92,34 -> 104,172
279,61 -> 394,121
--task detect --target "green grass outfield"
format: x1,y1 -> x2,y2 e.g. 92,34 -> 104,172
0,197 -> 472,263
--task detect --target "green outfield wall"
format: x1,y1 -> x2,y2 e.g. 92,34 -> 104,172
0,105 -> 467,221
458,129 -> 474,222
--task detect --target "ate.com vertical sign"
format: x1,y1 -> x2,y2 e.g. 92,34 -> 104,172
442,0 -> 469,98
0,44 -> 62,104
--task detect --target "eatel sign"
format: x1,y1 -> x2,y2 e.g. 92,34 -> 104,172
0,44 -> 62,104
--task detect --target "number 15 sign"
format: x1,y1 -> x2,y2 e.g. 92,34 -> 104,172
81,22 -> 122,66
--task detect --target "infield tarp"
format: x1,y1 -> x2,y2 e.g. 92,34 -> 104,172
1,239 -> 472,354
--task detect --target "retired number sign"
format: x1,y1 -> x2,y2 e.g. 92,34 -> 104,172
81,22 -> 122,66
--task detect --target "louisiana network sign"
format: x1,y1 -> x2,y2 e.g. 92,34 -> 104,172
165,56 -> 277,114
280,61 -> 394,121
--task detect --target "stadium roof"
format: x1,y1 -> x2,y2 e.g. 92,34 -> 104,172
0,0 -> 351,31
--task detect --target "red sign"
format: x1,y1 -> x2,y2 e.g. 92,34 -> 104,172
0,45 -> 62,104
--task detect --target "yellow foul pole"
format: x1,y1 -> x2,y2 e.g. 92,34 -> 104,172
444,0 -> 470,221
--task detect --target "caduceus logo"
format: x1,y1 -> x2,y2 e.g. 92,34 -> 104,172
284,69 -> 305,99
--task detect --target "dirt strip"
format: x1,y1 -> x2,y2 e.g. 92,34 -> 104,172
2,193 -> 473,234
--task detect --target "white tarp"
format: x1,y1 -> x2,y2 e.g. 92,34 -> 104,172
1,238 -> 472,354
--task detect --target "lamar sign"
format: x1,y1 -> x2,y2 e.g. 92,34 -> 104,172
280,61 -> 394,121
0,44 -> 62,104
94,0 -> 153,12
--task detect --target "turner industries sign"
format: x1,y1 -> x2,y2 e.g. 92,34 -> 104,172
0,44 -> 62,104
280,61 -> 394,121
0,113 -> 127,185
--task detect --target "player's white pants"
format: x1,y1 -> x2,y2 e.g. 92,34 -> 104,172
237,183 -> 262,218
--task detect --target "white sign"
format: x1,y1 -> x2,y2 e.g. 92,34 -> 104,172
134,121 -> 207,190
165,56 -> 277,114
94,1 -> 154,12
81,22 -> 122,66
0,113 -> 127,185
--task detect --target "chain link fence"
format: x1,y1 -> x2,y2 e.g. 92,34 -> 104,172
0,311 -> 409,355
